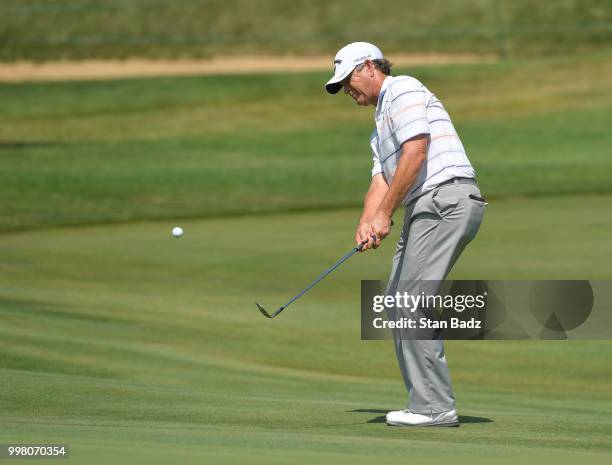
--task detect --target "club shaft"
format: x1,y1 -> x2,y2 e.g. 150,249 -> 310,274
280,245 -> 361,311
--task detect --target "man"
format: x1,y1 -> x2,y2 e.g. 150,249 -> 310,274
325,42 -> 486,427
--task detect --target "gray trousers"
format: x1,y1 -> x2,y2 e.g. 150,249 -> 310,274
385,178 -> 485,414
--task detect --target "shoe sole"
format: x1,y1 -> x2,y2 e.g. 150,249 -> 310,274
386,420 -> 459,427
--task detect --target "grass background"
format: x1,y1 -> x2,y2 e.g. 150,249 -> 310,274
1,0 -> 611,60
1,204 -> 611,464
1,51 -> 611,232
1,9 -> 612,463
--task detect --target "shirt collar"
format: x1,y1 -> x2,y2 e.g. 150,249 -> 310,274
375,75 -> 394,117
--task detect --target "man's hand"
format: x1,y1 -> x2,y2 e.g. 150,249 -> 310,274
368,210 -> 392,249
355,221 -> 374,252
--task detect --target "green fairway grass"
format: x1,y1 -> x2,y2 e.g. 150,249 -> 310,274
1,197 -> 611,464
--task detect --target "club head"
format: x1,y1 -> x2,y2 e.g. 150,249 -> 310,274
256,302 -> 286,319
256,302 -> 273,318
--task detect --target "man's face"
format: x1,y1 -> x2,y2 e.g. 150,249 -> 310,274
342,62 -> 375,106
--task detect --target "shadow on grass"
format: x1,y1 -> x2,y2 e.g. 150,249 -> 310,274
0,141 -> 60,150
349,409 -> 493,424
0,296 -> 133,324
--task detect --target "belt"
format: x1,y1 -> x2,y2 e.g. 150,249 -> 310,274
405,176 -> 479,206
436,177 -> 477,188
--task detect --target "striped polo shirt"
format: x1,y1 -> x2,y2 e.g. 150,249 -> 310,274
370,75 -> 475,204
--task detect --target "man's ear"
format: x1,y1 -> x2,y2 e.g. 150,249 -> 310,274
365,60 -> 375,75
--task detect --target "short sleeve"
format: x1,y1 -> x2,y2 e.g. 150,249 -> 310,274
370,129 -> 382,177
387,79 -> 430,146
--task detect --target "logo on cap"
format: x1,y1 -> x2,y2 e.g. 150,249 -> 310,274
333,59 -> 342,71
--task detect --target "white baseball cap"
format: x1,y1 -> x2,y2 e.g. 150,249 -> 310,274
325,42 -> 384,94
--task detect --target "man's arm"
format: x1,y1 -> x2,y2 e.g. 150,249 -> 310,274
367,134 -> 429,249
355,173 -> 388,249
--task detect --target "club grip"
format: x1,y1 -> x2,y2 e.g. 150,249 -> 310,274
357,220 -> 394,250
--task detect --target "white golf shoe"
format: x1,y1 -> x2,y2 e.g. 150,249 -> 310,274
385,409 -> 459,427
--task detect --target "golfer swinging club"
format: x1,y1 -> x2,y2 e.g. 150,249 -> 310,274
325,42 -> 486,427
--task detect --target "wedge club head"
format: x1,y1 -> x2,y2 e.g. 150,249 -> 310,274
256,302 -> 284,319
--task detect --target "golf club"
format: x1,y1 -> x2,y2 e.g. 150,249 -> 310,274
256,235 -> 376,319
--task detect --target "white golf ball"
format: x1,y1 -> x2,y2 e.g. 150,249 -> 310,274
172,226 -> 183,238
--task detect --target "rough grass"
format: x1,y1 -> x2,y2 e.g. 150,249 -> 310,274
1,52 -> 611,231
1,0 -> 611,60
